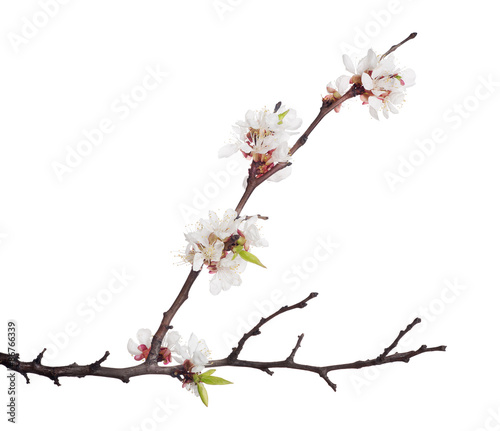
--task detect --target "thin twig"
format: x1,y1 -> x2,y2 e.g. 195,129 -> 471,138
380,32 -> 417,61
228,293 -> 318,362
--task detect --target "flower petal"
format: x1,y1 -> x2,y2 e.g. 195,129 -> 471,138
127,339 -> 141,355
368,96 -> 383,110
336,75 -> 351,95
342,54 -> 356,74
369,106 -> 379,120
137,328 -> 152,347
218,143 -> 239,158
266,165 -> 292,182
361,73 -> 373,90
193,252 -> 204,271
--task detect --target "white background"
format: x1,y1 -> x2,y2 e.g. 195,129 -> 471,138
1,1 -> 499,430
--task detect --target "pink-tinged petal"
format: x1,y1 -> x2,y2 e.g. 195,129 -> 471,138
369,106 -> 379,120
371,65 -> 383,80
137,344 -> 148,352
137,328 -> 152,346
133,354 -> 144,361
400,69 -> 416,87
127,339 -> 141,355
193,252 -> 204,271
326,81 -> 335,93
342,54 -> 355,74
368,96 -> 383,110
361,73 -> 373,90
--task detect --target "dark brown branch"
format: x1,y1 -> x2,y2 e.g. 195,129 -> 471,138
0,296 -> 445,392
241,214 -> 269,221
0,32 -> 445,400
147,269 -> 200,364
287,333 -> 305,363
376,317 -> 421,363
289,84 -> 364,157
235,84 -> 364,216
227,292 -> 318,362
380,32 -> 417,61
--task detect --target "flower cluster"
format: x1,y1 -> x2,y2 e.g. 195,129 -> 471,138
183,209 -> 268,295
128,329 -> 231,406
327,49 -> 415,119
127,328 -> 181,364
219,103 -> 302,182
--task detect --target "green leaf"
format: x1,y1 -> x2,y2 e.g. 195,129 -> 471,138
201,376 -> 233,386
277,109 -> 290,125
232,245 -> 243,260
199,369 -> 216,378
239,250 -> 267,268
197,383 -> 209,407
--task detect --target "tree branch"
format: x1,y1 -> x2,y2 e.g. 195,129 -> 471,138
0,32 -> 443,401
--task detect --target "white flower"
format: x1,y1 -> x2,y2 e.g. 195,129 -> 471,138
183,209 -> 241,271
239,216 -> 269,248
174,333 -> 211,396
127,328 -> 181,364
201,209 -> 241,240
219,104 -> 301,182
185,230 -> 224,271
127,328 -> 152,360
209,254 -> 247,295
183,210 -> 268,293
335,49 -> 415,119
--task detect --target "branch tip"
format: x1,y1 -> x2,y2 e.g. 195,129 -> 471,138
33,348 -> 47,365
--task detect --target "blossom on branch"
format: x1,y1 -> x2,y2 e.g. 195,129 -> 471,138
183,209 -> 268,294
219,103 -> 302,182
333,49 -> 415,119
127,328 -> 181,365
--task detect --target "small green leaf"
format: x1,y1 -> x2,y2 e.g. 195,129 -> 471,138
197,383 -> 209,407
199,369 -> 216,378
239,250 -> 267,268
232,245 -> 244,260
202,376 -> 233,386
277,109 -> 290,125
